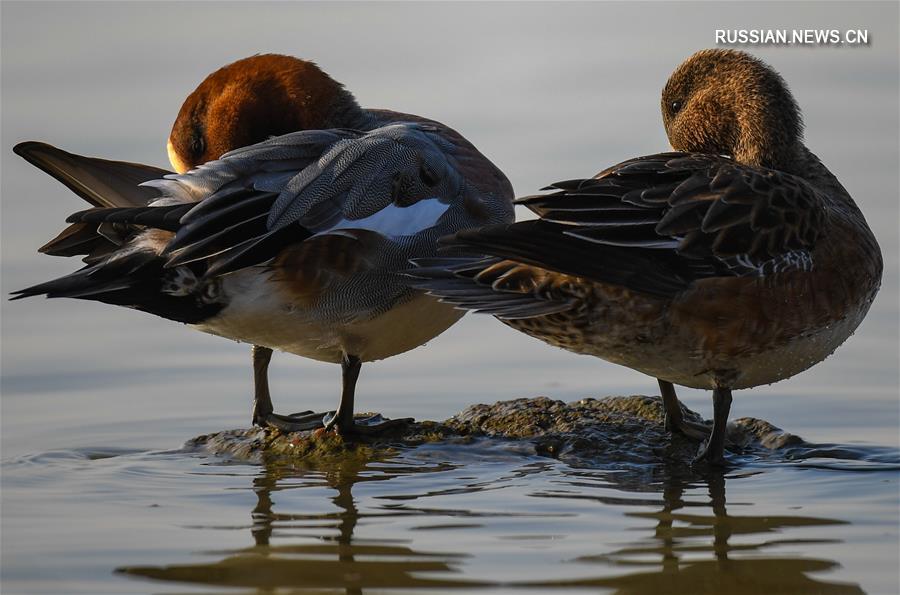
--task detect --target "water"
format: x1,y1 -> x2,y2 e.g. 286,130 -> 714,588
2,2 -> 898,594
2,442 -> 898,594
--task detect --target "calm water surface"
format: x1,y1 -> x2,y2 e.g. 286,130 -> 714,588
2,439 -> 899,594
2,2 -> 898,594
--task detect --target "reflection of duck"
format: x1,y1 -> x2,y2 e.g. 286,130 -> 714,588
12,54 -> 514,434
569,472 -> 862,595
412,49 -> 883,464
117,455 -> 863,594
118,457 -> 485,591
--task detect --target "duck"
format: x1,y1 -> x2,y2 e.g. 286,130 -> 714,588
410,49 -> 883,465
12,53 -> 514,435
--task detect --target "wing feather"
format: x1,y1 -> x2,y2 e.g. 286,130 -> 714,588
516,152 -> 824,277
417,152 -> 825,307
155,123 -> 468,276
408,256 -> 577,319
18,122 -> 491,289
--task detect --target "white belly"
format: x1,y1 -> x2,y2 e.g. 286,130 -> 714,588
193,271 -> 464,363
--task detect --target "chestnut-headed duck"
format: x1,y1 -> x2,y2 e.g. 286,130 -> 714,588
13,54 -> 514,435
411,49 -> 883,465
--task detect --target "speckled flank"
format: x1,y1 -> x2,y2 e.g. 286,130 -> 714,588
196,268 -> 463,364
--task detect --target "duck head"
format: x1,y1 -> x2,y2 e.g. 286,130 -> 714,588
661,49 -> 804,171
167,54 -> 366,173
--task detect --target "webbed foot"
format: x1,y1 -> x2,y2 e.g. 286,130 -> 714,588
323,412 -> 414,436
255,410 -> 332,433
665,413 -> 712,441
659,380 -> 710,442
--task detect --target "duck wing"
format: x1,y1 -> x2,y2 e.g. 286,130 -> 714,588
409,256 -> 579,319
412,152 -> 824,312
141,122 -> 466,278
47,122 -> 468,276
13,123 -> 473,319
521,152 -> 822,274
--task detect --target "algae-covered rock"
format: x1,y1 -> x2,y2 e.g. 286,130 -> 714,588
187,395 -> 805,468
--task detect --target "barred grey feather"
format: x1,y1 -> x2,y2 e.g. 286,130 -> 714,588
265,124 -> 465,230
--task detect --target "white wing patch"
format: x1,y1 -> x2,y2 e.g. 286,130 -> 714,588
318,198 -> 450,240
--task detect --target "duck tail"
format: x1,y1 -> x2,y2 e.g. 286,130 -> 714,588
12,143 -> 226,324
13,141 -> 173,258
10,245 -> 225,325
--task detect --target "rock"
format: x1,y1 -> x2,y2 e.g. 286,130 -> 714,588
187,395 -> 807,468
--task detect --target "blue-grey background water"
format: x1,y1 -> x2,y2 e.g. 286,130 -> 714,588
2,2 -> 898,594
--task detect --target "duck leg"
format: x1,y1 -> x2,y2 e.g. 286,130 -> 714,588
323,354 -> 362,434
693,387 -> 732,466
251,345 -> 275,425
323,353 -> 413,436
251,345 -> 331,432
659,380 -> 710,441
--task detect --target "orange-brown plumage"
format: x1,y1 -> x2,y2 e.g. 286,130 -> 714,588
168,54 -> 354,173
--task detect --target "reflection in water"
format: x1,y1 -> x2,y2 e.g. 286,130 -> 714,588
121,456 -> 489,591
118,451 -> 865,594
243,459 -> 483,591
567,473 -> 861,594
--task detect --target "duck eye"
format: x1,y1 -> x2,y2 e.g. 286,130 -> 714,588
670,100 -> 683,114
189,131 -> 206,158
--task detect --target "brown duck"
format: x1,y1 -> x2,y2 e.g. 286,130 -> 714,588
411,49 -> 883,465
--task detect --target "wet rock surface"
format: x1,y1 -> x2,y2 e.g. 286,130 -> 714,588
188,395 -> 806,467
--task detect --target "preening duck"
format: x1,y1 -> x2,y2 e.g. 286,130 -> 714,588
411,49 -> 883,465
13,54 -> 514,434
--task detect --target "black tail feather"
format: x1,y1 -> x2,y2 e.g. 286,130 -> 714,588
13,141 -> 171,208
66,204 -> 193,231
11,250 -> 224,324
14,141 -> 178,261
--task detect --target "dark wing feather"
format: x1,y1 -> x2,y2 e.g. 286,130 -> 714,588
419,153 -> 824,306
440,221 -> 693,298
66,204 -> 193,231
515,152 -> 823,281
408,256 -> 577,319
